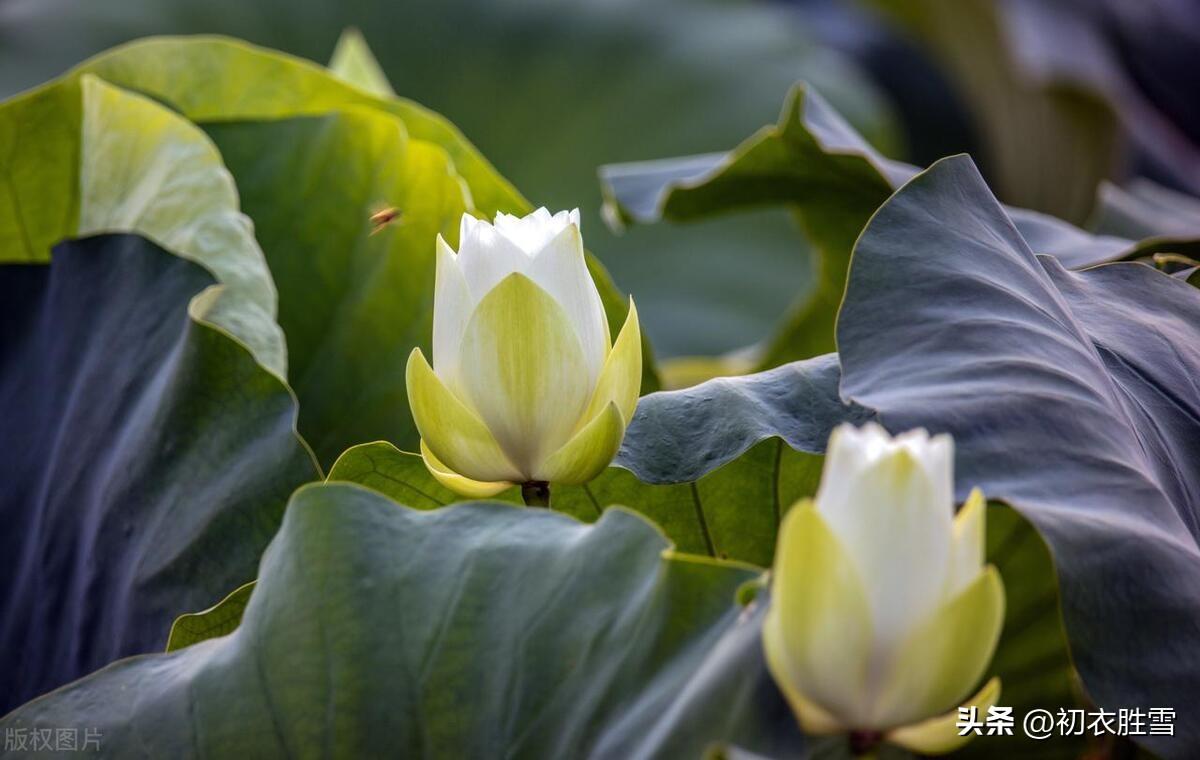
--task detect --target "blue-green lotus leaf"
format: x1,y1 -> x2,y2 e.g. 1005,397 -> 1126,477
0,485 -> 809,758
0,235 -> 318,712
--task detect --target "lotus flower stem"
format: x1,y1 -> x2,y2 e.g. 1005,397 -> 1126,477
522,480 -> 550,507
848,730 -> 882,756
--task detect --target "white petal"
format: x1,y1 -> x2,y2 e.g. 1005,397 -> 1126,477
814,422 -> 906,519
524,223 -> 609,380
456,219 -> 530,303
898,428 -> 955,518
817,437 -> 952,653
459,213 -> 479,249
432,235 -> 472,390
491,206 -> 579,255
813,423 -> 876,516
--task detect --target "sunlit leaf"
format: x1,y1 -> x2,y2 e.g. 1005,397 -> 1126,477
0,71 -> 286,374
328,27 -> 395,97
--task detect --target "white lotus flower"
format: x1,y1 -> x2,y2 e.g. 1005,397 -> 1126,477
407,208 -> 641,499
764,423 -> 1005,755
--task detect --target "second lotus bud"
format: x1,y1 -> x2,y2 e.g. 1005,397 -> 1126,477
764,423 -> 1006,755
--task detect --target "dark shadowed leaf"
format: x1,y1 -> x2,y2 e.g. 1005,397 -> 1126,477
614,353 -> 866,484
864,0 -> 1122,223
0,234 -> 318,713
838,155 -> 1200,756
1090,179 -> 1200,262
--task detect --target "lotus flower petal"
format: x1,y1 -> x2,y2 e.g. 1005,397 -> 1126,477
764,501 -> 874,727
887,677 -> 1002,756
457,273 -> 591,477
420,440 -> 513,499
524,223 -> 609,379
581,299 -> 641,425
405,347 -> 521,483
871,565 -> 1005,728
817,425 -> 953,650
535,402 -> 625,485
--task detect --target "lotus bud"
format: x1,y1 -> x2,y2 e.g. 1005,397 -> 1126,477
763,423 -> 1005,755
406,208 -> 641,500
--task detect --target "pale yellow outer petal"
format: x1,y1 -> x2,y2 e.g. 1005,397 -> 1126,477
405,347 -> 522,483
419,440 -> 513,499
580,299 -> 642,426
948,488 -> 987,596
766,671 -> 846,736
534,402 -> 625,485
763,500 -> 875,729
887,677 -> 1001,755
457,273 -> 592,476
870,565 -> 1005,728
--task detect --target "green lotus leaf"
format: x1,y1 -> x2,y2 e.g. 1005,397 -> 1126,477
0,70 -> 285,374
328,28 -> 395,98
606,155 -> 1200,755
0,35 -> 657,465
204,107 -> 469,465
166,581 -> 257,653
600,84 -> 1138,382
0,0 -> 902,360
76,33 -> 667,398
0,484 -> 818,758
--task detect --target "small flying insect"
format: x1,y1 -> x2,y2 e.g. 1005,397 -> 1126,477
369,205 -> 403,236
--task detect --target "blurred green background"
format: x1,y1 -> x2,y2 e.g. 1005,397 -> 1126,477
2,0 -> 1196,359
